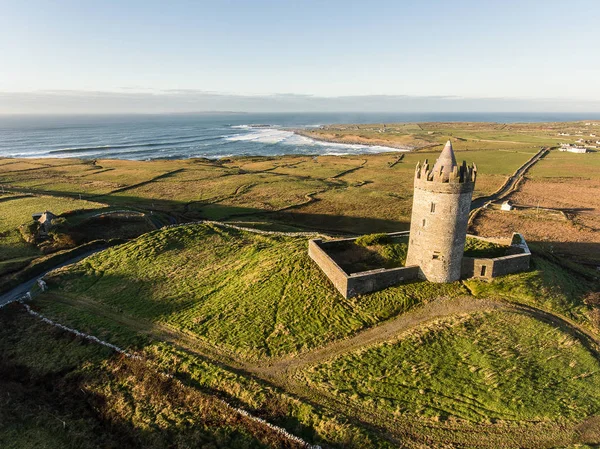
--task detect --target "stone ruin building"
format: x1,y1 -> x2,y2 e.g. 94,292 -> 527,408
405,140 -> 476,282
309,141 -> 530,298
32,210 -> 57,238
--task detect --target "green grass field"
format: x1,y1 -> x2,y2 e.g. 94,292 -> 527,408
0,195 -> 105,264
524,149 -> 600,180
42,223 -> 465,360
0,306 -> 306,449
296,310 -> 600,422
0,194 -> 105,234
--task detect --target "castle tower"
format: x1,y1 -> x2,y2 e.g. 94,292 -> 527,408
405,140 -> 477,282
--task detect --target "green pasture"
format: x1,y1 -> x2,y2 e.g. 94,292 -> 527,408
41,223 -> 466,360
297,310 -> 600,422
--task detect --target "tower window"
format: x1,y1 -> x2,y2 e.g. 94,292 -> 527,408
480,265 -> 487,276
432,251 -> 440,260
422,219 -> 426,227
430,202 -> 436,213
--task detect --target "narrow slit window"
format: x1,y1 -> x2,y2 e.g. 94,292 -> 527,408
422,219 -> 426,227
430,202 -> 436,213
480,265 -> 487,276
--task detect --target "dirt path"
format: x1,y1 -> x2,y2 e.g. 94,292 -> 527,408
471,147 -> 548,211
34,291 -> 600,448
43,295 -> 508,376
469,148 -> 549,229
262,296 -> 506,375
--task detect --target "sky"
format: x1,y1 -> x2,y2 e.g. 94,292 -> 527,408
1,0 -> 599,113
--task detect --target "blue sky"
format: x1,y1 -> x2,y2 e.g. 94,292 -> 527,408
1,0 -> 599,112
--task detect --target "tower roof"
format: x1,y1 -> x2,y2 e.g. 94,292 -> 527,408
431,140 -> 457,181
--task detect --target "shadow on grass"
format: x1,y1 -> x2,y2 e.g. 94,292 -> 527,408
0,304 -> 327,449
10,185 -> 410,235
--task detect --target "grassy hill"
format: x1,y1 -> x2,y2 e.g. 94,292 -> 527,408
297,310 -> 600,423
0,306 -> 306,449
28,220 -> 600,448
42,223 -> 465,360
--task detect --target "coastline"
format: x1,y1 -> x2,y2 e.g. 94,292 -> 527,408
3,117 -> 597,161
292,128 -> 416,151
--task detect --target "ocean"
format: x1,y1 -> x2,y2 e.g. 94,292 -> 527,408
0,112 -> 598,160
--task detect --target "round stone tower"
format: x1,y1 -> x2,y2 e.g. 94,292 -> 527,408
405,140 -> 477,282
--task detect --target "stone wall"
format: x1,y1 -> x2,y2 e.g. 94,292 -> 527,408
310,233 -> 531,298
461,233 -> 531,279
308,238 -> 419,298
347,266 -> 419,298
308,239 -> 349,297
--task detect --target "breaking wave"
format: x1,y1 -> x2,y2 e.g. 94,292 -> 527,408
224,127 -> 405,153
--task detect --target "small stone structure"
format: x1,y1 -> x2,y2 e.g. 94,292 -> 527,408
461,233 -> 531,280
309,141 -> 531,298
308,232 -> 420,298
309,232 -> 530,298
32,211 -> 56,237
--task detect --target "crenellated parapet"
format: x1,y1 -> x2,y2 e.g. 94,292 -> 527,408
415,159 -> 477,184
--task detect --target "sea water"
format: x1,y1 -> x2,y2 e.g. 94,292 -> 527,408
0,112 -> 597,160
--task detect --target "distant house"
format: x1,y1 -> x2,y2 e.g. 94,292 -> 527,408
557,132 -> 570,136
559,146 -> 588,153
32,211 -> 57,236
500,200 -> 513,211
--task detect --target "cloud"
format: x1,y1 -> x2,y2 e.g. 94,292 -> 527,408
0,90 -> 599,114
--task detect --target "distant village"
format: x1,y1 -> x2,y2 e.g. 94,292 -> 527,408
558,125 -> 598,153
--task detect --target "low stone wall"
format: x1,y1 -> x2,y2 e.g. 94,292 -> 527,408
308,239 -> 349,297
308,237 -> 419,298
347,266 -> 419,298
462,233 -> 531,280
18,302 -> 319,449
311,232 -> 531,297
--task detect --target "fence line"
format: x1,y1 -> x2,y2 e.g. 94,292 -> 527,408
17,301 -> 320,449
164,219 -> 325,238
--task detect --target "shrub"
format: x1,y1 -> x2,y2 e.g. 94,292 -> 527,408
19,221 -> 39,243
355,233 -> 391,247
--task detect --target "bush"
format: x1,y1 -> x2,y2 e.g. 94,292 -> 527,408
355,233 -> 391,247
19,221 -> 39,243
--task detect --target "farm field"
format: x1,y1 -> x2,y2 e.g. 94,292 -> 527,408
471,150 -> 600,264
2,120 -> 600,448
0,195 -> 106,270
296,120 -> 596,151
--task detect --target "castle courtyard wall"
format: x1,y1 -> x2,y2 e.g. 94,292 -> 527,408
311,232 -> 531,297
347,266 -> 419,297
308,238 -> 419,298
462,234 -> 531,279
308,239 -> 349,297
